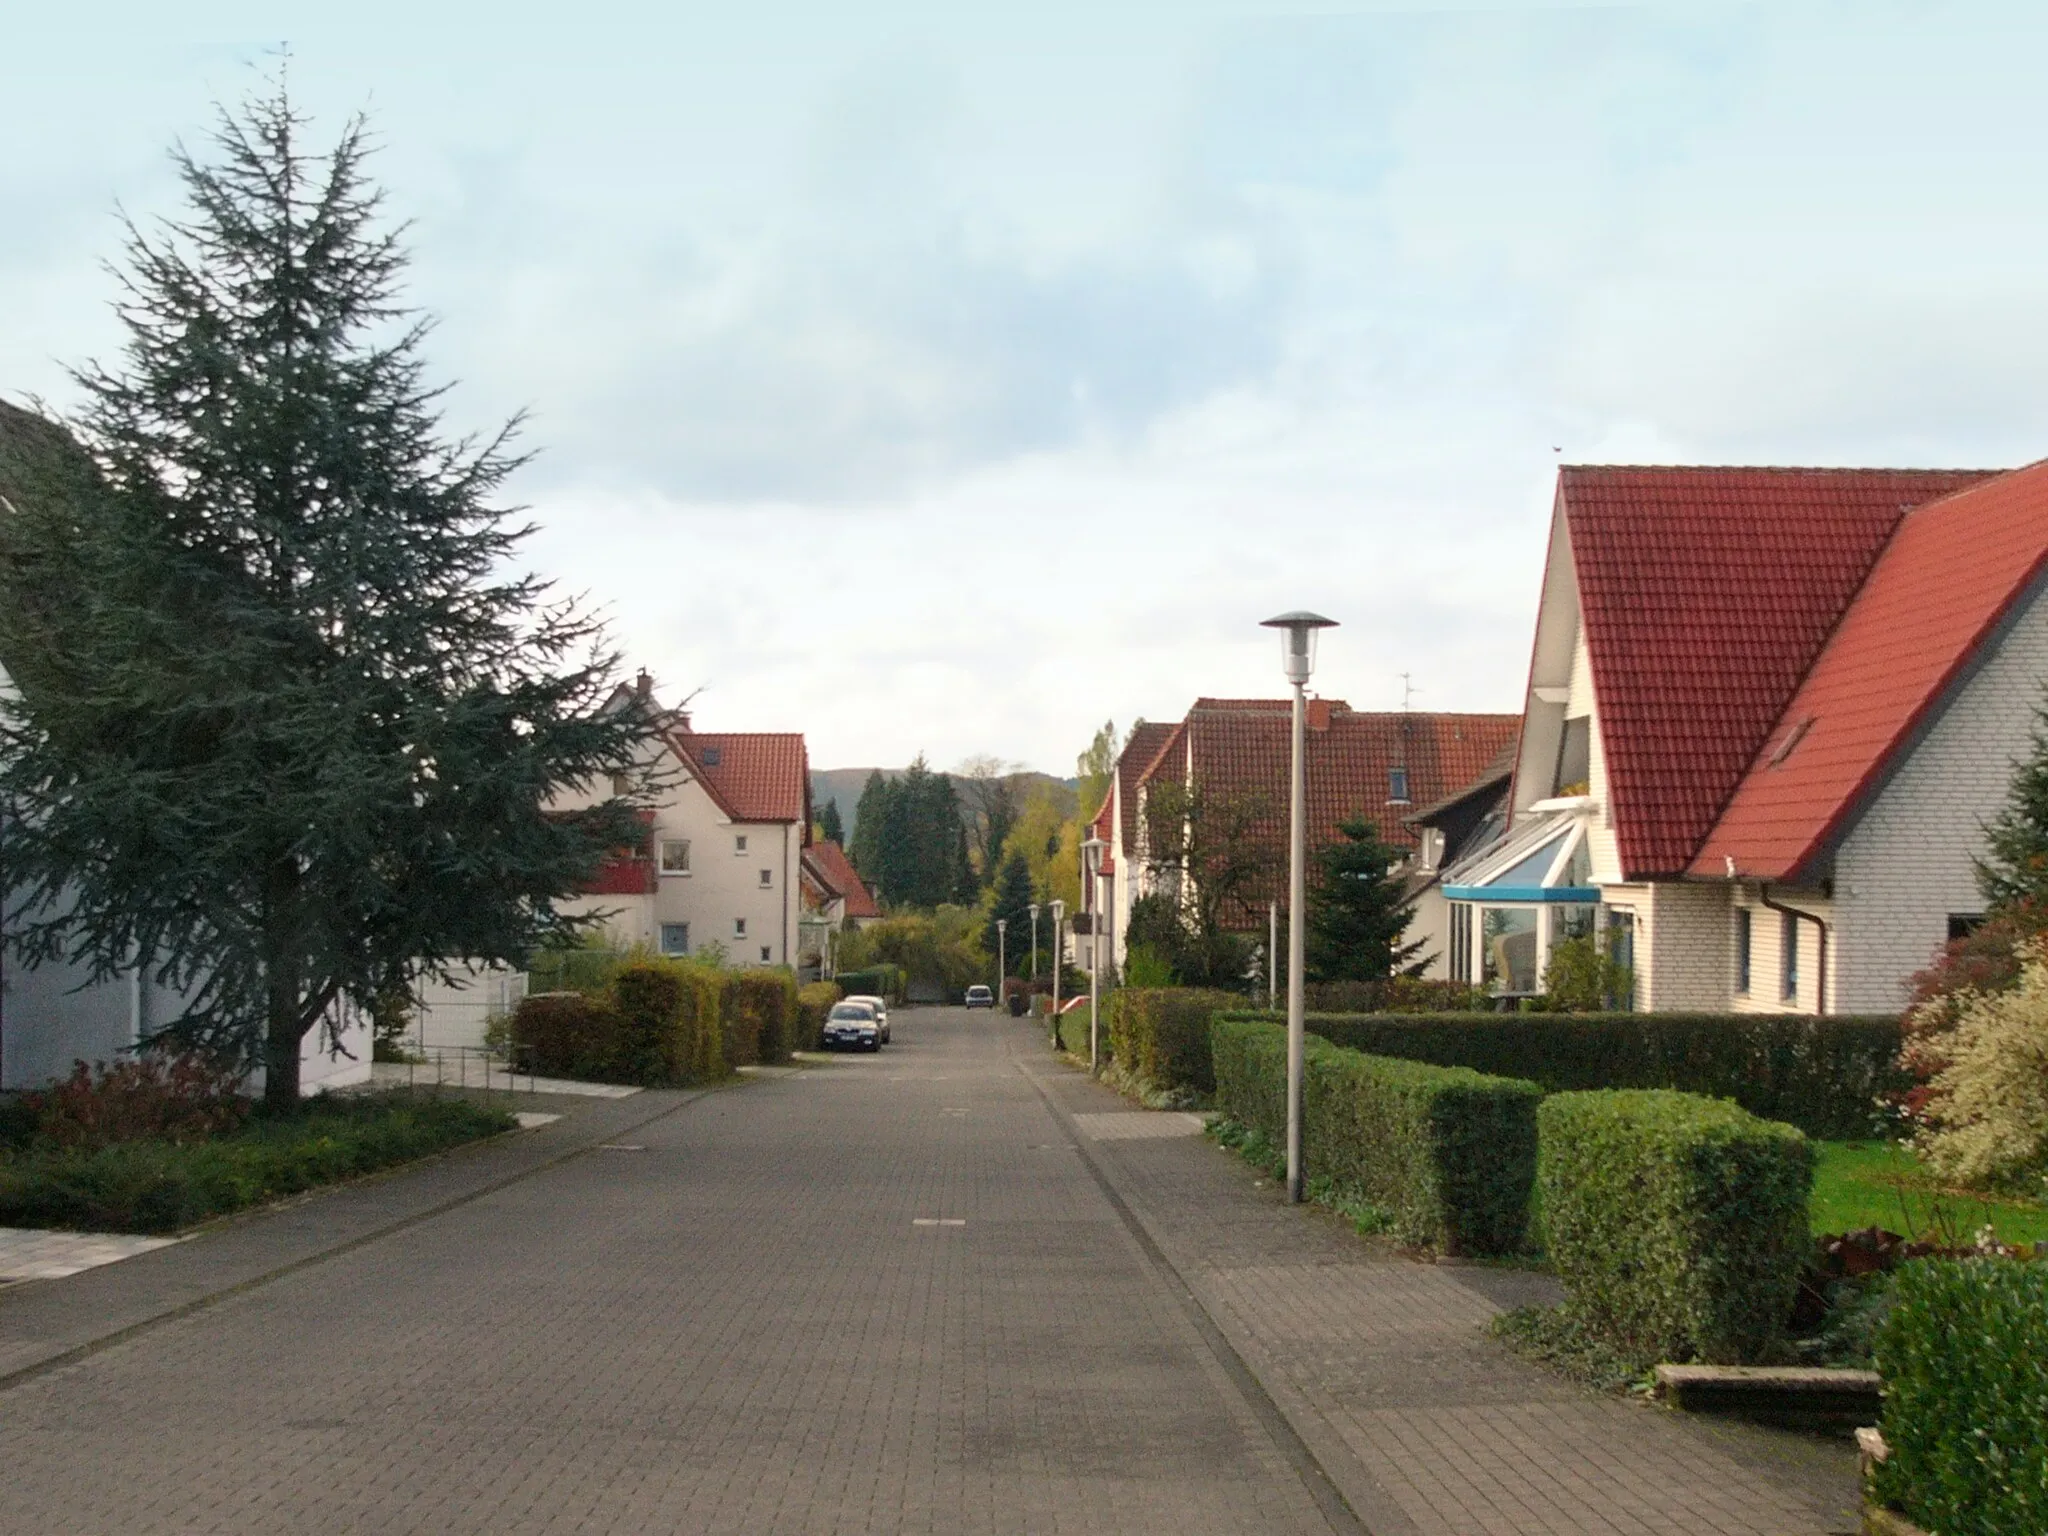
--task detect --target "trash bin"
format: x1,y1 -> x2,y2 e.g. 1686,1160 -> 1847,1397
1007,994 -> 1027,1017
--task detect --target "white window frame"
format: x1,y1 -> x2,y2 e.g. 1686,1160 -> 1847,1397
660,922 -> 690,956
734,834 -> 748,854
659,839 -> 692,876
759,867 -> 773,887
734,916 -> 747,938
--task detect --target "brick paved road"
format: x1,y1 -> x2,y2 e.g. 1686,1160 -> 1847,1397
0,1011 -> 1341,1535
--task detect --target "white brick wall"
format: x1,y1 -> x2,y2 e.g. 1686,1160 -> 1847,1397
1645,880 -> 1733,1010
1833,582 -> 2048,1014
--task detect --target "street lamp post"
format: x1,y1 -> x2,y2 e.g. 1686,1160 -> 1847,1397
1261,609 -> 1337,1204
1048,898 -> 1066,1049
996,918 -> 1008,1006
1028,903 -> 1040,984
1081,837 -> 1107,1074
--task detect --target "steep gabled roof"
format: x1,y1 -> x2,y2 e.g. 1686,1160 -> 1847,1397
803,839 -> 879,918
1561,465 -> 1997,876
1116,720 -> 1180,853
1693,460 -> 2048,881
668,729 -> 810,825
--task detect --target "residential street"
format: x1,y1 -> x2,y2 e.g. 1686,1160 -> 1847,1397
0,1009 -> 1857,1535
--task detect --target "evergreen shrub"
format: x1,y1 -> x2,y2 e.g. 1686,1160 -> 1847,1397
1290,1010 -> 1902,1139
1872,1258 -> 2048,1536
1107,988 -> 1242,1096
512,991 -> 623,1081
1211,1016 -> 1541,1255
1538,1090 -> 1813,1366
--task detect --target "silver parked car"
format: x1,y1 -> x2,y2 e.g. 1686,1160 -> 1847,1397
844,994 -> 890,1043
822,1000 -> 881,1052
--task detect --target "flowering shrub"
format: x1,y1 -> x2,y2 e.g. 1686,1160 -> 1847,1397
24,1053 -> 249,1151
1905,943 -> 2048,1193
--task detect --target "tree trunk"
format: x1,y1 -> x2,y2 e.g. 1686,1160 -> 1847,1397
262,861 -> 304,1110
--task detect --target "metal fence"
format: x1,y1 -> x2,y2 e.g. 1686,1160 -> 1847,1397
391,1043 -> 539,1097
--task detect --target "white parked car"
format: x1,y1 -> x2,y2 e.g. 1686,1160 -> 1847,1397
822,1000 -> 881,1052
844,994 -> 890,1043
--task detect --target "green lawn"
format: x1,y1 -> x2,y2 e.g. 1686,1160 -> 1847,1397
1811,1140 -> 2048,1246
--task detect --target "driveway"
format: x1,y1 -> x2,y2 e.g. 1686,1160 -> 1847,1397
0,1008 -> 1339,1535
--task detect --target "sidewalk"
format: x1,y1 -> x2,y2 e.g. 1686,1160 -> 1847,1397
0,1083 -> 713,1387
1024,1054 -> 1862,1536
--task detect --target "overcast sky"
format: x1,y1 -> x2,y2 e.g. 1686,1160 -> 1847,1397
9,3 -> 2048,776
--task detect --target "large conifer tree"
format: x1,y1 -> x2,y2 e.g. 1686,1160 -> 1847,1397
1305,816 -> 1427,981
0,84 -> 652,1103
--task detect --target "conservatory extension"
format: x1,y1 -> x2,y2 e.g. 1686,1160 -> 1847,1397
1439,809 -> 1629,1002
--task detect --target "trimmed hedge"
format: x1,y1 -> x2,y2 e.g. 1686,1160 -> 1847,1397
512,959 -> 725,1086
1108,988 -> 1243,1096
1538,1090 -> 1813,1366
1291,1010 -> 1903,1139
1212,1016 -> 1542,1255
834,965 -> 906,1004
1873,1258 -> 2048,1536
723,970 -> 801,1065
795,982 -> 842,1050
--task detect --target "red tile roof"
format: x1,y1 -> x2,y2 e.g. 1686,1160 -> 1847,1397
668,730 -> 810,825
1115,721 -> 1181,855
1693,461 -> 2048,881
804,839 -> 879,918
1561,466 -> 1997,876
1139,700 -> 1520,921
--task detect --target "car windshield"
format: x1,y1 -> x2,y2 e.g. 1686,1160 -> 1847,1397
828,1004 -> 874,1020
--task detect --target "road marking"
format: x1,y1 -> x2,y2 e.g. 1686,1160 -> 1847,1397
596,1144 -> 646,1152
911,1218 -> 967,1227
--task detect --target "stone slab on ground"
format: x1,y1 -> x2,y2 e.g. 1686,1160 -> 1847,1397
1656,1364 -> 1882,1427
370,1060 -> 640,1097
0,1229 -> 183,1283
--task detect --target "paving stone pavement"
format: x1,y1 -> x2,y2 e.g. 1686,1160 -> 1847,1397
1019,1043 -> 1865,1536
0,1013 -> 1341,1535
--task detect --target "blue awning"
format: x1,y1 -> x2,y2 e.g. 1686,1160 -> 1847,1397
1442,885 -> 1601,904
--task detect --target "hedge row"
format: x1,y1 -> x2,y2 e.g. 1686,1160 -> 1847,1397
1874,1258 -> 2048,1536
833,966 -> 907,1004
1294,1010 -> 1904,1139
1108,988 -> 1241,1096
1211,1016 -> 1542,1255
1538,1090 -> 1813,1366
795,982 -> 843,1051
516,959 -> 810,1083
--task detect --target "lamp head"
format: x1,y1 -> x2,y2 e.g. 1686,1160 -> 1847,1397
1050,898 -> 1065,922
1261,610 -> 1338,686
1080,835 -> 1107,876
1028,903 -> 1040,923
997,918 -> 1007,934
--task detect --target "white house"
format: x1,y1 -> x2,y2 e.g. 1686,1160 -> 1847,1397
1435,461 -> 2048,1013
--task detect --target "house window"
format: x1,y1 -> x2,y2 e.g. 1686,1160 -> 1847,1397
610,772 -> 630,797
759,868 -> 773,887
1481,908 -> 1540,994
1605,909 -> 1636,1010
1781,913 -> 1800,1002
1449,903 -> 1472,984
734,834 -> 748,854
734,917 -> 747,938
1734,909 -> 1751,996
1388,766 -> 1410,804
659,839 -> 691,875
759,945 -> 772,964
1948,913 -> 1985,942
660,923 -> 690,956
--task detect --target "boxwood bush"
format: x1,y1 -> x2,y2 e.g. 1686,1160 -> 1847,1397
1538,1090 -> 1813,1366
1873,1258 -> 2048,1536
1212,1016 -> 1542,1256
1293,1010 -> 1903,1139
1108,988 -> 1243,1097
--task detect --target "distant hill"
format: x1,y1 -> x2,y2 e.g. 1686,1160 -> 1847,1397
811,767 -> 1076,843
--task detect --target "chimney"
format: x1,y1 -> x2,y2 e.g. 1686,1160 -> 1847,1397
1305,697 -> 1332,732
635,669 -> 653,697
